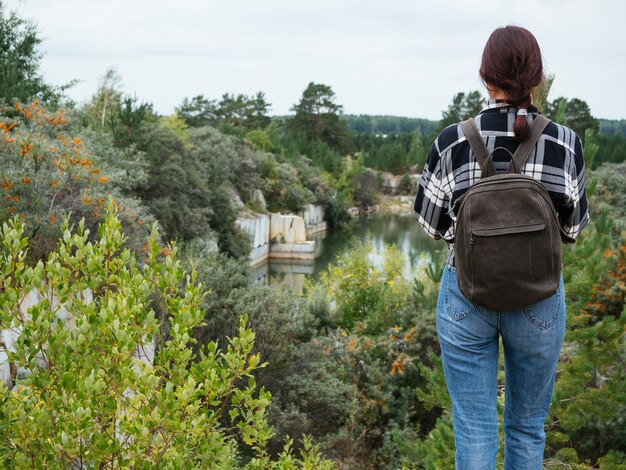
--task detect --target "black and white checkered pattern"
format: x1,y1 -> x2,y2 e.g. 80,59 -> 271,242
413,100 -> 589,257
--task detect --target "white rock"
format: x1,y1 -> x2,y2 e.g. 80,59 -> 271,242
237,214 -> 270,248
301,204 -> 325,225
252,189 -> 267,212
229,188 -> 245,210
270,214 -> 307,243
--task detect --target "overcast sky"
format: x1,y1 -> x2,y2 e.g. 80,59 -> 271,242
5,0 -> 624,120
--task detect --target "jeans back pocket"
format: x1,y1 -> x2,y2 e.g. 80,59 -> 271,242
444,266 -> 478,321
522,285 -> 563,331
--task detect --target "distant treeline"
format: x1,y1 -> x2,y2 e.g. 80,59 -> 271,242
599,118 -> 626,137
343,114 -> 625,138
343,114 -> 438,136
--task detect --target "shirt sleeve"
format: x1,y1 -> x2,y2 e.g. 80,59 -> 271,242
413,141 -> 452,240
559,134 -> 589,243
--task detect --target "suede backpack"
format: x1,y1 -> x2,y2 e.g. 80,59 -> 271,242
454,115 -> 561,311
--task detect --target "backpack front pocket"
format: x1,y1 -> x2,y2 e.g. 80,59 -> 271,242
471,223 -> 545,238
467,223 -> 553,310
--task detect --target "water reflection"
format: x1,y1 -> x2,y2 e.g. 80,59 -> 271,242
251,213 -> 446,292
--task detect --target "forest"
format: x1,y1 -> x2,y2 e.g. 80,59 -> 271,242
0,3 -> 624,468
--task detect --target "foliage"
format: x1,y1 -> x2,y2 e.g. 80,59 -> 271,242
343,115 -> 437,136
187,251 -> 251,346
398,174 -> 412,195
269,337 -> 351,467
587,162 -> 626,222
176,94 -> 217,128
248,436 -> 336,470
304,239 -> 445,467
289,82 -> 353,155
532,73 -> 554,114
0,206 -> 335,468
437,91 -> 485,132
0,2 -> 62,104
410,129 -> 429,171
594,132 -> 626,168
544,185 -> 626,464
318,238 -> 408,334
185,127 -> 256,258
245,129 -> 275,152
80,67 -> 123,130
259,159 -> 316,213
353,168 -> 380,209
599,118 -> 626,137
393,416 -> 455,470
129,119 -> 333,255
217,92 -> 271,132
355,129 -> 427,174
113,95 -> 155,147
192,257 -> 311,398
159,113 -> 189,143
233,226 -> 431,468
323,189 -> 353,230
132,121 -> 214,244
80,68 -> 156,148
178,92 -> 271,132
78,74 -> 340,256
334,155 -> 380,210
0,100 -> 151,261
291,156 -> 334,207
583,128 -> 600,169
0,208 -> 256,466
317,235 -> 443,344
185,250 -> 345,463
300,138 -> 345,175
546,97 -> 599,137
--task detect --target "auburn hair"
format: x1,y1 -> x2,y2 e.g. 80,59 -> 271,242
479,26 -> 544,142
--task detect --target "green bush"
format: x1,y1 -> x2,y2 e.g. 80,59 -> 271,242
399,174 -> 412,195
318,238 -> 410,334
0,205 -> 333,468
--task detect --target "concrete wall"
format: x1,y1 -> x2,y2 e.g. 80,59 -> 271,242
237,213 -> 271,264
300,204 -> 327,236
270,213 -> 307,243
238,207 -> 327,265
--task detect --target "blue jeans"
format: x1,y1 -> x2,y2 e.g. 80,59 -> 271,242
437,265 -> 565,470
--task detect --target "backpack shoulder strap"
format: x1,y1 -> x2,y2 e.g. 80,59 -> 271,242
508,115 -> 551,173
460,118 -> 497,177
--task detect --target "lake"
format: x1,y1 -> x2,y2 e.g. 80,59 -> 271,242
250,213 -> 446,292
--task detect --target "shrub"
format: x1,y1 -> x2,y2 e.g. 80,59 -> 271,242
0,101 -> 152,261
0,205 -> 333,468
398,174 -> 412,195
318,238 -> 410,334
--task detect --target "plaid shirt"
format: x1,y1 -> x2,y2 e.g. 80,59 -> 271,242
413,100 -> 589,261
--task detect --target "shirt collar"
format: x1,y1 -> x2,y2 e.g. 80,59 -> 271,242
480,99 -> 513,113
480,98 -> 539,114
